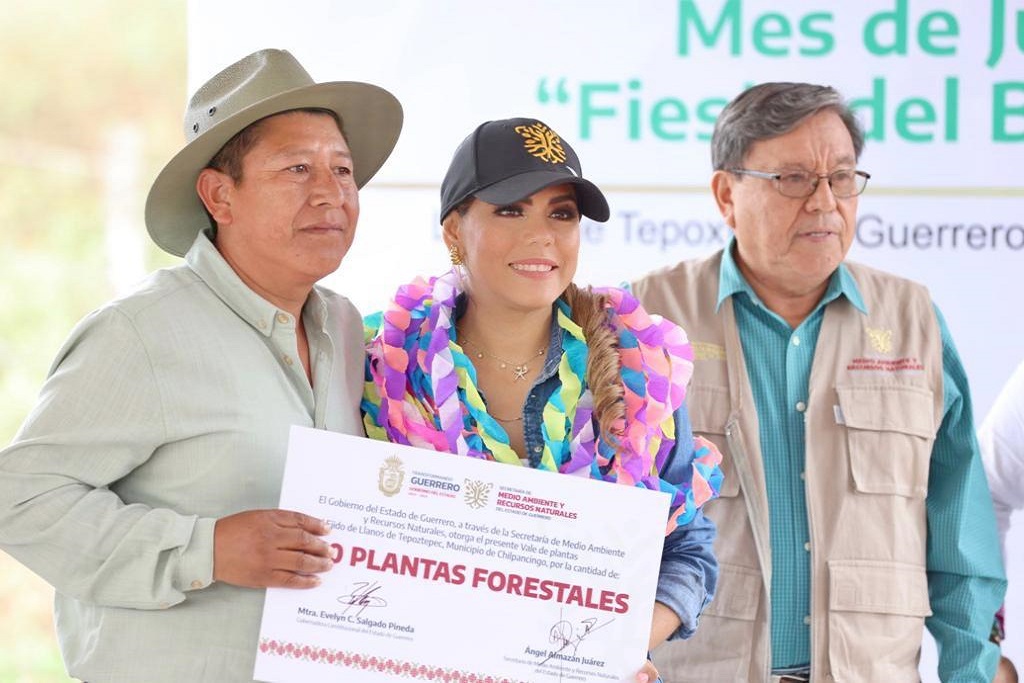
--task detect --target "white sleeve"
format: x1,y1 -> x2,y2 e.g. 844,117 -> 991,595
979,360 -> 1024,557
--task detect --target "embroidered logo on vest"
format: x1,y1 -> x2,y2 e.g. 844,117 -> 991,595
866,327 -> 893,353
848,327 -> 922,373
514,122 -> 566,164
847,357 -> 924,372
693,341 -> 726,361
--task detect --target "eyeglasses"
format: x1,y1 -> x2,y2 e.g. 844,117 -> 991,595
729,168 -> 871,199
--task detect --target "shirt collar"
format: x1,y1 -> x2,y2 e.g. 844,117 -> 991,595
184,231 -> 328,336
716,236 -> 867,315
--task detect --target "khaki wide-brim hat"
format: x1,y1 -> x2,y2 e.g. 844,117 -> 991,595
145,48 -> 403,256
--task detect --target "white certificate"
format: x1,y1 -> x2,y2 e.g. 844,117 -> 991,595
254,426 -> 671,683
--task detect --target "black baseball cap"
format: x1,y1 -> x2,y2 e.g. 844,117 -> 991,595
439,117 -> 610,223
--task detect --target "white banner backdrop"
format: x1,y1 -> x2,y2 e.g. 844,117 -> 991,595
189,2 -> 1023,678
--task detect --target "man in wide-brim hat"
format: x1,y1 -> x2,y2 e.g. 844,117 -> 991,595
0,49 -> 402,683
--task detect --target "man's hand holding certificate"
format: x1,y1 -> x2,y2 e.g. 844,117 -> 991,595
254,427 -> 671,682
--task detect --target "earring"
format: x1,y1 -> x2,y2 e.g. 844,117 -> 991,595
448,244 -> 463,266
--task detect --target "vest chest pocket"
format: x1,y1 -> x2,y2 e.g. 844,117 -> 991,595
653,562 -> 761,682
687,384 -> 740,498
836,385 -> 935,499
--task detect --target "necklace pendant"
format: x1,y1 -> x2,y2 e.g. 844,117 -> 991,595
512,365 -> 528,381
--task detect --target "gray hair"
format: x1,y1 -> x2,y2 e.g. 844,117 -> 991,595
711,82 -> 864,170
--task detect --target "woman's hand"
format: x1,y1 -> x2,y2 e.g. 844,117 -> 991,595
636,601 -> 677,682
635,658 -> 660,683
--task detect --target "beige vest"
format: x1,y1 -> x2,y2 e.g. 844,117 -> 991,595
633,252 -> 944,683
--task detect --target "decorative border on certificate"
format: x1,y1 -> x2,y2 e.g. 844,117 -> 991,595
259,638 -> 526,682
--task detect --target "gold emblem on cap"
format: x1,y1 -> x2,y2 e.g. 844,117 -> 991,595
866,327 -> 893,354
514,123 -> 567,164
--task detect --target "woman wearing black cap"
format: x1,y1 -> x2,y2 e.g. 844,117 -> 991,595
362,117 -> 721,682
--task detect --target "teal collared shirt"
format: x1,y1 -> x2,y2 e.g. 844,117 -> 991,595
719,240 -> 1005,680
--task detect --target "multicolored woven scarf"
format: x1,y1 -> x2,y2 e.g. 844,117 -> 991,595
362,270 -> 721,533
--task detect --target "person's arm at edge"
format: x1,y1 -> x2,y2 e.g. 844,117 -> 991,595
979,360 -> 1024,682
0,307 -> 215,608
979,360 -> 1024,557
0,307 -> 333,607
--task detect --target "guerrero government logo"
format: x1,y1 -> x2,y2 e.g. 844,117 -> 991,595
378,456 -> 405,497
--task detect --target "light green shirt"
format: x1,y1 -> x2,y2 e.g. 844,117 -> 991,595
0,232 -> 365,682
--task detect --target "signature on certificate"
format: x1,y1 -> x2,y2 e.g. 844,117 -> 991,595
540,613 -> 615,665
338,581 -> 388,617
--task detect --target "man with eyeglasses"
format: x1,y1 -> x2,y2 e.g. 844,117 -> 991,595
632,82 -> 1005,683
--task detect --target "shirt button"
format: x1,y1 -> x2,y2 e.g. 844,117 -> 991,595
283,355 -> 294,366
257,320 -> 267,329
792,336 -> 801,346
191,579 -> 203,589
533,446 -> 542,453
276,313 -> 290,324
804,542 -> 811,551
796,401 -> 807,412
803,615 -> 811,625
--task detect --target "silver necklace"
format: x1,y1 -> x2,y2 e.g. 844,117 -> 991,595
458,333 -> 545,382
